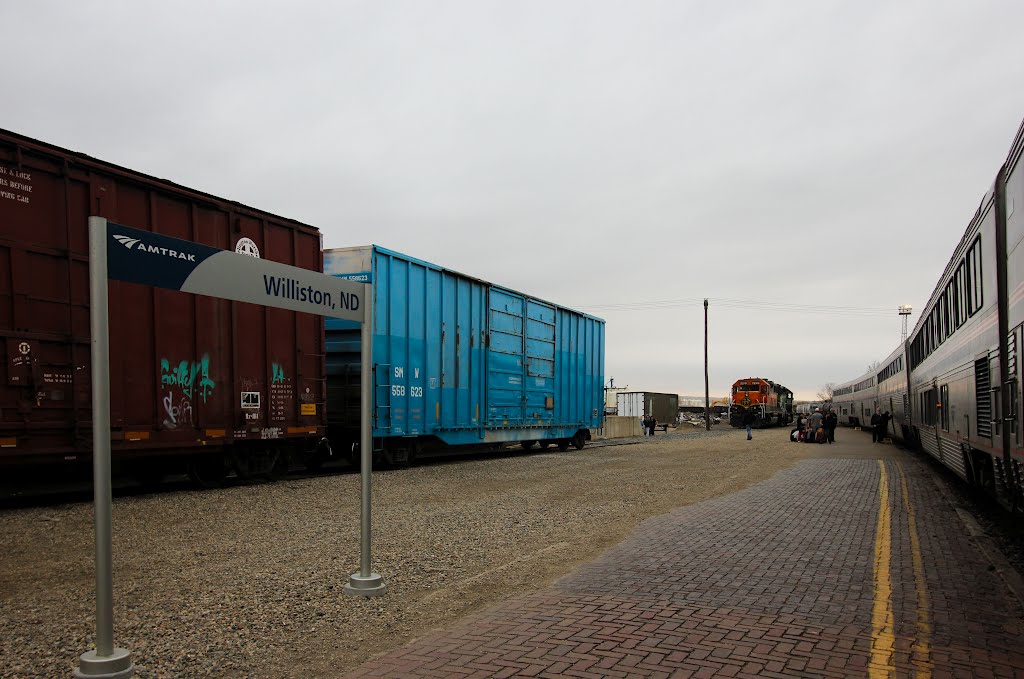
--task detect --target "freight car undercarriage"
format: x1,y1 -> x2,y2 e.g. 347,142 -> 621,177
324,426 -> 593,468
0,431 -> 336,493
175,438 -> 326,486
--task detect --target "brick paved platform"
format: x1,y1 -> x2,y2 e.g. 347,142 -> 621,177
345,433 -> 1024,678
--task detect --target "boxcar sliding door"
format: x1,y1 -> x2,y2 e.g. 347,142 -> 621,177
524,300 -> 555,425
487,289 -> 526,425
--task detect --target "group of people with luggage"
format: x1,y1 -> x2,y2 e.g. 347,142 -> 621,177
791,407 -> 838,444
788,407 -> 893,444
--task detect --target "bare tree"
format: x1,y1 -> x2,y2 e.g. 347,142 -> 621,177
817,382 -> 835,403
865,360 -> 881,373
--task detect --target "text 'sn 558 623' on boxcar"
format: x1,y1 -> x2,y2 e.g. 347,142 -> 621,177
0,129 -> 327,485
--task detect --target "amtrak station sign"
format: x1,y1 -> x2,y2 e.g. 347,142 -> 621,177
105,222 -> 363,319
76,218 -> 369,679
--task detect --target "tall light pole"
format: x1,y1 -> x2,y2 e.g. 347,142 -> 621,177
704,299 -> 711,431
899,305 -> 913,344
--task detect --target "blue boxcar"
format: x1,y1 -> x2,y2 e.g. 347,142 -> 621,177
323,246 -> 605,463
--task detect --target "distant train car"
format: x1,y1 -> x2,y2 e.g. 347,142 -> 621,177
0,128 -> 327,485
729,378 -> 793,428
831,344 -> 909,440
322,246 -> 605,465
831,376 -> 872,428
794,402 -> 823,415
828,114 -> 1024,509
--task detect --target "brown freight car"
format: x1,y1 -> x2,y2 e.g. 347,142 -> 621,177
0,129 -> 327,484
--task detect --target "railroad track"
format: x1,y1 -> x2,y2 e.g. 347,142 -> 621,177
0,427 -> 734,509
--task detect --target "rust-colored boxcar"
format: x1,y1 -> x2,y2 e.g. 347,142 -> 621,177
0,129 -> 326,482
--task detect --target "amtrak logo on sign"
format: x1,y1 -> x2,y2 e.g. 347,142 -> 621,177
110,232 -> 198,261
235,238 -> 260,258
113,235 -> 140,250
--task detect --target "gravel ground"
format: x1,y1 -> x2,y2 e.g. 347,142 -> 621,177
7,426 -> 1024,678
1,427 -> 813,678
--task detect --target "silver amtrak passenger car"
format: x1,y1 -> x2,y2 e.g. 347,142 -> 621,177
830,116 -> 1024,510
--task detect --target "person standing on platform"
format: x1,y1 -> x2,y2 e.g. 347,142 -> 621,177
879,411 -> 891,442
870,409 -> 881,443
809,408 -> 824,442
649,415 -> 657,436
824,409 -> 838,444
641,415 -> 649,436
742,409 -> 755,440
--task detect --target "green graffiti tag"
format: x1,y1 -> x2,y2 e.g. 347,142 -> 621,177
160,354 -> 216,402
272,362 -> 286,384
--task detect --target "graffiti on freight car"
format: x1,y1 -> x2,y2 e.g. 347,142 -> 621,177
162,393 -> 193,429
0,166 -> 32,205
272,363 -> 286,384
160,354 -> 216,402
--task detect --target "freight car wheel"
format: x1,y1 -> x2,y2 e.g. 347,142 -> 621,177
539,441 -> 553,449
304,438 -> 334,472
265,450 -> 290,481
406,441 -> 420,466
571,432 -> 586,450
521,441 -> 536,450
187,455 -> 228,488
557,439 -> 570,451
383,441 -> 417,468
129,460 -> 166,489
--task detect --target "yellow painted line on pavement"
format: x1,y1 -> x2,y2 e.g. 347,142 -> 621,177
896,462 -> 933,678
870,460 -> 896,678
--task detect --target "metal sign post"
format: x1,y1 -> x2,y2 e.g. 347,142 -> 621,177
75,219 -> 382,678
75,218 -> 133,679
344,291 -> 386,596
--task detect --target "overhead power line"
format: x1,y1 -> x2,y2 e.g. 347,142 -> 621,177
574,297 -> 895,317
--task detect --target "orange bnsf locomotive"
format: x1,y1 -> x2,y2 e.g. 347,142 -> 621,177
729,378 -> 794,428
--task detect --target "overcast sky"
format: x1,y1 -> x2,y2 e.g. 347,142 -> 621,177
5,1 -> 1024,400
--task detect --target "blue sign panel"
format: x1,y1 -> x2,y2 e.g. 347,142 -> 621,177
107,223 -> 221,290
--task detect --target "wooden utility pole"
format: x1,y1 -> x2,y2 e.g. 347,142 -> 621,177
704,298 -> 711,431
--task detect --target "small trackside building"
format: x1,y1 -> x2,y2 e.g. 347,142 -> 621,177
615,392 -> 679,429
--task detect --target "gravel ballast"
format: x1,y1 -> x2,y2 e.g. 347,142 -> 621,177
1,426 -> 809,678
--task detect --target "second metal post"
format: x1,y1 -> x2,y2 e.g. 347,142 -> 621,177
345,283 -> 386,597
